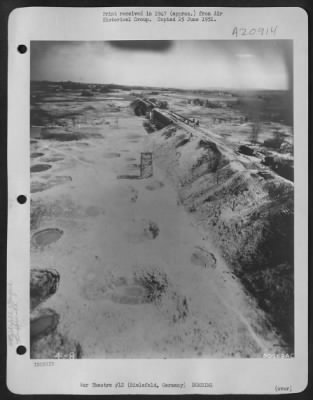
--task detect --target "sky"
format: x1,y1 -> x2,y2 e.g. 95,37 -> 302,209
31,40 -> 292,90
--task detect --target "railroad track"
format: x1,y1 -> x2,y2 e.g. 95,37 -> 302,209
155,107 -> 247,164
139,100 -> 293,181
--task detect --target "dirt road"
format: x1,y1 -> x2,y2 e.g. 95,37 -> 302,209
31,102 -> 285,358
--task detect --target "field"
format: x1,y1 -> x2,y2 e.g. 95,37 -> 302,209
30,81 -> 294,359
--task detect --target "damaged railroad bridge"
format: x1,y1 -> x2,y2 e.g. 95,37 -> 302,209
131,98 -> 156,116
131,97 -> 199,129
130,97 -> 295,349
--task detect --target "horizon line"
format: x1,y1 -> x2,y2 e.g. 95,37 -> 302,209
30,79 -> 290,92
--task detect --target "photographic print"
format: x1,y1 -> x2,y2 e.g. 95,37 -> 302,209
7,7 -> 307,395
29,40 -> 294,359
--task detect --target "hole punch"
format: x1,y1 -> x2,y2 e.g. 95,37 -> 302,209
17,195 -> 27,204
16,345 -> 27,355
17,44 -> 27,54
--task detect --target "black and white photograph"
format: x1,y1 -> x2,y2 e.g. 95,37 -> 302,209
29,40 -> 294,359
6,6 -> 308,395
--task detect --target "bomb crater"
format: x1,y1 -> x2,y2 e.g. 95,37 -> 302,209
32,228 -> 64,248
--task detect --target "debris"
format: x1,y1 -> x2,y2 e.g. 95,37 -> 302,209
30,267 -> 82,359
133,265 -> 169,302
31,331 -> 82,359
30,268 -> 60,310
238,145 -> 255,156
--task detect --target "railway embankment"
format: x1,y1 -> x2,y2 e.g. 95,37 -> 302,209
149,122 -> 294,349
